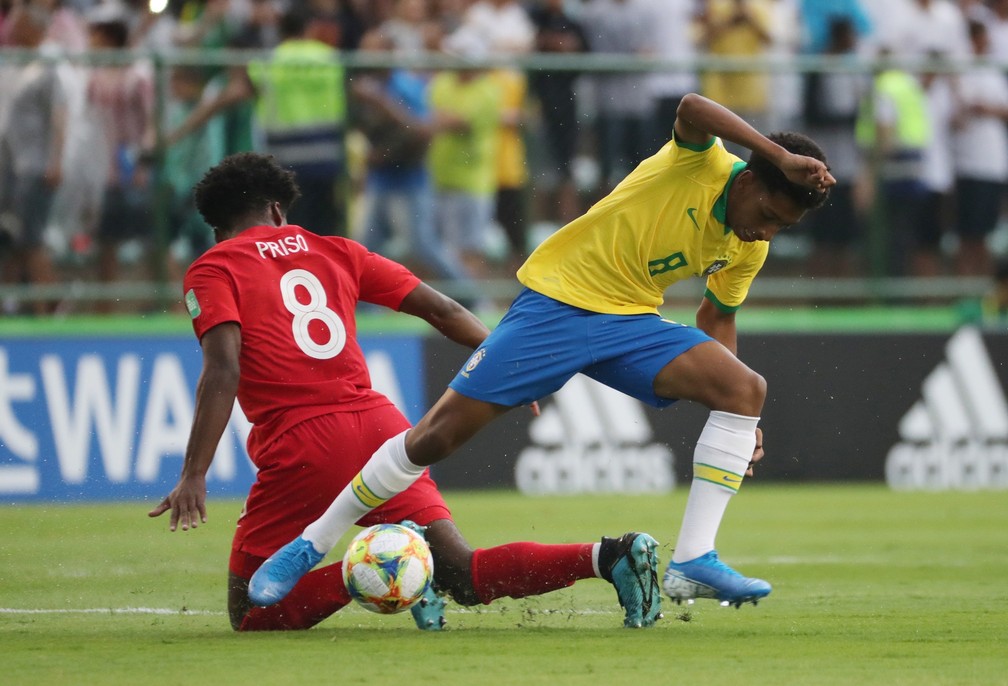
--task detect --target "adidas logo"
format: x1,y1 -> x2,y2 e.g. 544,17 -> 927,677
514,375 -> 674,495
886,327 -> 1008,491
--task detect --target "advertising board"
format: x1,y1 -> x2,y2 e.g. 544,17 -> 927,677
3,327 -> 1006,500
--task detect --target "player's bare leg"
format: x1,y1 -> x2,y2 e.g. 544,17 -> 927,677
405,390 -> 511,466
653,341 -> 772,607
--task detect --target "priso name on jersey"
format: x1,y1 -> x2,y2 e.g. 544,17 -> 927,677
256,234 -> 310,260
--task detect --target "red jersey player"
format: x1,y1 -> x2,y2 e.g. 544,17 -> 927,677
149,152 -> 662,630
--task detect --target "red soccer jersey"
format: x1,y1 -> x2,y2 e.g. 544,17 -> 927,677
183,225 -> 421,458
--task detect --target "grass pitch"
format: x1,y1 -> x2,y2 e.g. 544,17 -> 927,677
2,485 -> 1006,685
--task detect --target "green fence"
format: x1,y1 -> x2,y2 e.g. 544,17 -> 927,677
0,48 -> 1002,310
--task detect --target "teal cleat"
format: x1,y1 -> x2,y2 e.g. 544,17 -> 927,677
248,536 -> 325,606
410,584 -> 447,630
663,550 -> 771,608
398,519 -> 427,538
399,520 -> 447,631
600,532 -> 662,628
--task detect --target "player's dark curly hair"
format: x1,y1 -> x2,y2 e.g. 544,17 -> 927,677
746,132 -> 830,210
194,153 -> 301,231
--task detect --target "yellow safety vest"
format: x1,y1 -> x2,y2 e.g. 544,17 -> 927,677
855,69 -> 931,150
248,39 -> 346,173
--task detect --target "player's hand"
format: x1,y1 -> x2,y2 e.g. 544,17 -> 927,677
148,474 -> 207,532
779,153 -> 836,192
747,427 -> 764,477
528,400 -> 541,417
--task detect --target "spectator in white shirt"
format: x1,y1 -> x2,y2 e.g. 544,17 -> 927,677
916,55 -> 958,277
875,0 -> 970,59
953,19 -> 1008,276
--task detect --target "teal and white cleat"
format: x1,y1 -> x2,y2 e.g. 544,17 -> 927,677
399,520 -> 447,631
663,550 -> 771,608
248,536 -> 325,606
600,532 -> 662,628
410,584 -> 447,630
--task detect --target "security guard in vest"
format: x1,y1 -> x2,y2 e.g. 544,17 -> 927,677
164,9 -> 347,236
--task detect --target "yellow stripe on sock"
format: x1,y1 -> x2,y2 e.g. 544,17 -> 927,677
351,474 -> 387,509
694,463 -> 744,493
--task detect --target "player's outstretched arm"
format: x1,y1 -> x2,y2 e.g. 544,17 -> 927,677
674,93 -> 835,192
398,282 -> 491,349
148,323 -> 241,531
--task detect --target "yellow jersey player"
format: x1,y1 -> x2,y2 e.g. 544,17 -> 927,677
251,93 -> 836,621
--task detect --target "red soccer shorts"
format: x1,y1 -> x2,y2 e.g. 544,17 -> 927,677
229,403 -> 451,578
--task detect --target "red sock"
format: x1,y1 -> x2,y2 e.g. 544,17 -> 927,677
238,563 -> 352,631
470,542 -> 596,604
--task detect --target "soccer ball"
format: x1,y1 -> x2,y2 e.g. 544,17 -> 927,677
341,523 -> 434,614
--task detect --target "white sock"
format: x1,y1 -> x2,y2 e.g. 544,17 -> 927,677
671,411 -> 758,564
302,430 -> 425,553
590,542 -> 602,579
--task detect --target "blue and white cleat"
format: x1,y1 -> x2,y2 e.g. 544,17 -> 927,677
399,520 -> 448,631
600,532 -> 662,628
248,535 -> 325,606
663,550 -> 771,608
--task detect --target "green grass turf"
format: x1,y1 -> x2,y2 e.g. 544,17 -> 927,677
2,486 -> 1006,685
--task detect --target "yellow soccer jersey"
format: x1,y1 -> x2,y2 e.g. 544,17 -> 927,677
517,136 -> 769,315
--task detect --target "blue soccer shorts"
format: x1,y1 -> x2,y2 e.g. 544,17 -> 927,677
449,288 -> 713,408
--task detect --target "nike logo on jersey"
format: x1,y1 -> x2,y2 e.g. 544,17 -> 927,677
686,207 -> 700,230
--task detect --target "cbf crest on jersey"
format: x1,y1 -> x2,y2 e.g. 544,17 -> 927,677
459,348 -> 486,378
703,259 -> 728,276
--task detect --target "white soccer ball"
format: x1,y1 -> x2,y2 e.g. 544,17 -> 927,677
341,523 -> 434,614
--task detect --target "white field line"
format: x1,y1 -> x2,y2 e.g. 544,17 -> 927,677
0,606 -> 617,617
0,557 -> 900,620
0,607 -> 225,616
0,556 -> 891,619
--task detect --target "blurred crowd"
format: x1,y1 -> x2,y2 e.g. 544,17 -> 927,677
2,0 -> 1008,316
